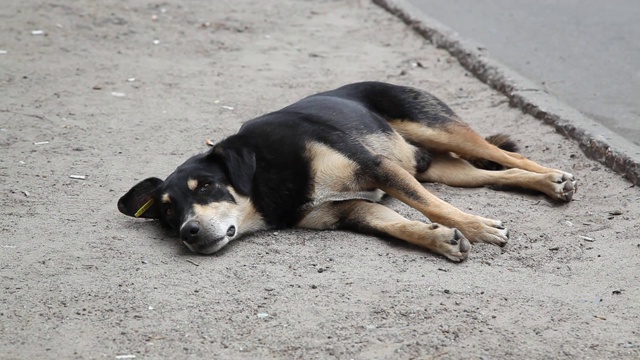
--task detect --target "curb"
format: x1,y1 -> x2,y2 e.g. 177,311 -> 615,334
374,0 -> 640,185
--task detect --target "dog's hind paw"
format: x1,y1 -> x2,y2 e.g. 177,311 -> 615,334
546,171 -> 577,202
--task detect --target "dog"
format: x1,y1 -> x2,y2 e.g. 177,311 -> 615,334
118,81 -> 576,261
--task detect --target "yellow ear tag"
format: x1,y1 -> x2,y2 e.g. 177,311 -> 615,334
134,198 -> 155,218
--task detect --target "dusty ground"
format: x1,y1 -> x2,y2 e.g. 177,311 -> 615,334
1,0 -> 639,359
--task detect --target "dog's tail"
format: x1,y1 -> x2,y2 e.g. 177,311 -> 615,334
463,133 -> 518,170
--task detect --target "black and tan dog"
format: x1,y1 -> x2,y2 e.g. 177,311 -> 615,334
118,82 -> 576,261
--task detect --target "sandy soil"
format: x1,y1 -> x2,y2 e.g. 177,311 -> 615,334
1,0 -> 639,359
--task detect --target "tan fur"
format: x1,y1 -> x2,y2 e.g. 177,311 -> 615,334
297,203 -> 339,230
361,132 -> 418,174
298,199 -> 470,261
161,193 -> 171,204
418,152 -> 573,199
364,157 -> 510,246
187,178 -> 198,191
387,119 -> 576,201
341,200 -> 469,261
305,142 -> 383,208
389,120 -> 560,174
228,187 -> 267,235
191,187 -> 266,237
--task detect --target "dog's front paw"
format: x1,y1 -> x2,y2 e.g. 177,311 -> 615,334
430,225 -> 471,262
457,216 -> 509,247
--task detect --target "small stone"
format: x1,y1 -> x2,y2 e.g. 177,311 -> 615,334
443,289 -> 450,294
311,284 -> 317,289
578,236 -> 595,242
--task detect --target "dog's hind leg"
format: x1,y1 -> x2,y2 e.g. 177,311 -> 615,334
390,120 -> 577,201
362,157 -> 510,246
417,152 -> 576,201
297,200 -> 471,262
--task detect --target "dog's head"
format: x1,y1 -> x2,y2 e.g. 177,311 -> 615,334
117,143 -> 256,254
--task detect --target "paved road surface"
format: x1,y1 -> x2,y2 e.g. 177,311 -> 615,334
406,0 -> 640,145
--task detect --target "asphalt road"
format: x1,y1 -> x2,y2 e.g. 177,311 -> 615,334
406,0 -> 640,145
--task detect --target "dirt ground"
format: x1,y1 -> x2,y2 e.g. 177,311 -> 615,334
1,0 -> 639,359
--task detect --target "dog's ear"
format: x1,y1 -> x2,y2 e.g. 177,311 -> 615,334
210,143 -> 256,196
117,177 -> 163,219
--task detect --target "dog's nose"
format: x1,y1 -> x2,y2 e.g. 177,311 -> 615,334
180,221 -> 200,244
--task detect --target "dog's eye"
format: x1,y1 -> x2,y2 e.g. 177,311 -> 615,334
165,208 -> 173,217
199,183 -> 211,192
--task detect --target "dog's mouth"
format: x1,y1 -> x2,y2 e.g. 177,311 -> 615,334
184,236 -> 230,255
182,225 -> 236,255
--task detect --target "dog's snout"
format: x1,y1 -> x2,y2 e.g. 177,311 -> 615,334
181,221 -> 201,244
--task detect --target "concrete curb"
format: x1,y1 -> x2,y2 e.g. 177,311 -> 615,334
374,0 -> 640,185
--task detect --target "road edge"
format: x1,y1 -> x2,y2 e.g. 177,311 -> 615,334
374,0 -> 640,185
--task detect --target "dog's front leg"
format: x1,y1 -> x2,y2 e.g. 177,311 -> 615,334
366,158 -> 510,247
297,200 -> 471,262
